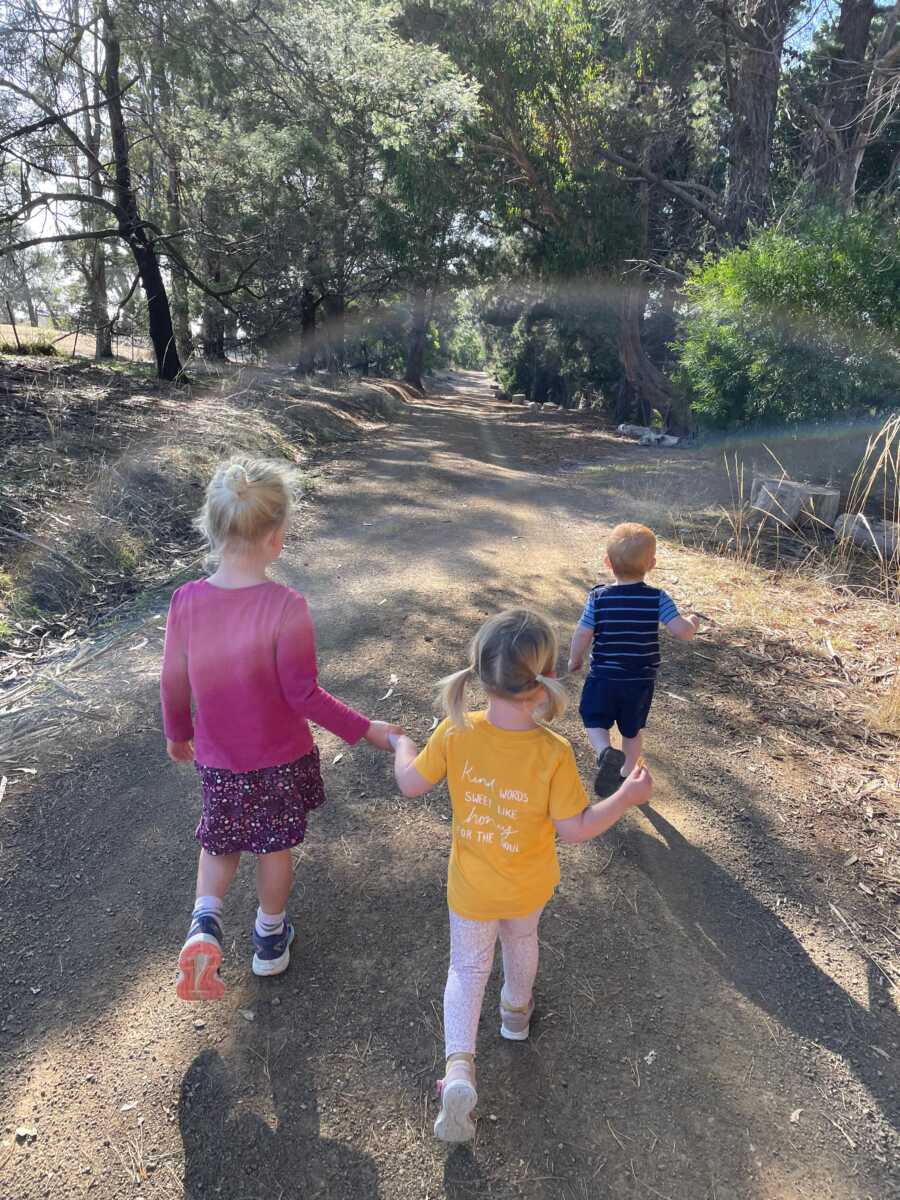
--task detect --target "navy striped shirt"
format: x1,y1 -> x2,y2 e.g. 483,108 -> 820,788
578,582 -> 679,681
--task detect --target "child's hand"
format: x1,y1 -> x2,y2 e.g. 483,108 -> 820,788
619,763 -> 652,808
364,720 -> 404,751
389,732 -> 417,753
688,613 -> 701,631
167,738 -> 194,763
567,657 -> 583,674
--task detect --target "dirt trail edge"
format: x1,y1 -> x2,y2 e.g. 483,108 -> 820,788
2,372 -> 897,1200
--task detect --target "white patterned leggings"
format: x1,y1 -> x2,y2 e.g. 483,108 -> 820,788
444,907 -> 544,1057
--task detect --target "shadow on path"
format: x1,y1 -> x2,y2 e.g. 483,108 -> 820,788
180,1047 -> 382,1200
618,805 -> 899,1133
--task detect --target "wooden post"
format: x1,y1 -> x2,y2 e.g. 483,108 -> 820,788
71,320 -> 80,359
5,300 -> 21,351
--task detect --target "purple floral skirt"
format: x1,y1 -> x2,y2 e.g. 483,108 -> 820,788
195,748 -> 326,855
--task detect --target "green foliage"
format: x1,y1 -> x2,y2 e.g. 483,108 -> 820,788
487,288 -> 621,403
674,211 -> 900,429
0,338 -> 58,356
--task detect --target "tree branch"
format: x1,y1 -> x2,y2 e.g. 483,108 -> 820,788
594,145 -> 726,230
1,192 -> 119,225
0,229 -> 121,255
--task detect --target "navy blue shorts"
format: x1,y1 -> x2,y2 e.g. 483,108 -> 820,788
579,676 -> 655,738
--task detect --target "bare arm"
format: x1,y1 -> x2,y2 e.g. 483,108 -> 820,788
554,766 -> 652,844
389,733 -> 435,798
664,613 -> 700,642
567,623 -> 594,673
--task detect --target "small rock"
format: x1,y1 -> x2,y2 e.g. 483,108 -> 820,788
16,1125 -> 37,1143
271,998 -> 281,1007
239,1009 -> 255,1022
193,1020 -> 206,1030
488,1114 -> 498,1122
789,1108 -> 803,1124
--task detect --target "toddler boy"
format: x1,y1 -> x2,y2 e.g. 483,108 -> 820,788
568,523 -> 699,797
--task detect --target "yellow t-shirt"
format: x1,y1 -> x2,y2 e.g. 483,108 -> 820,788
413,713 -> 589,920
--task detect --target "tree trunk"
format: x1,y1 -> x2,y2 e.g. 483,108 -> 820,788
73,14 -> 112,359
617,287 -> 690,434
101,2 -> 181,381
13,256 -> 38,326
200,278 -> 226,361
89,244 -> 112,358
152,25 -> 191,362
723,2 -> 795,241
296,285 -> 318,373
323,291 -> 346,372
837,1 -> 900,212
813,0 -> 876,194
404,288 -> 429,394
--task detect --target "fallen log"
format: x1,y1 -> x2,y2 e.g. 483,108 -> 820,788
835,513 -> 899,557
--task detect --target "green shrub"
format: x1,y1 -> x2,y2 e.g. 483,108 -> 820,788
0,338 -> 59,356
673,210 -> 900,429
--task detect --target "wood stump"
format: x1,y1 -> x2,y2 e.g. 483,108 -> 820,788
750,477 -> 841,527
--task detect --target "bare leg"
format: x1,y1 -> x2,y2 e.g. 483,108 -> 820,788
256,849 -> 294,914
584,726 -> 612,757
177,851 -> 239,1002
621,731 -> 643,776
195,849 -> 240,901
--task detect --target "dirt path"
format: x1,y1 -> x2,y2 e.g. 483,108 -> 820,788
2,372 -> 897,1200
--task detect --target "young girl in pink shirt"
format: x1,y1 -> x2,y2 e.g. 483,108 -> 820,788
161,458 -> 399,1001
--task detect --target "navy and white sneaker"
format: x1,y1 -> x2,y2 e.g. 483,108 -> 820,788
177,912 -> 225,1001
594,747 -> 627,798
252,918 -> 295,977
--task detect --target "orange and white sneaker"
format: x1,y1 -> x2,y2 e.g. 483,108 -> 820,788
176,913 -> 225,1001
434,1055 -> 477,1143
500,996 -> 534,1041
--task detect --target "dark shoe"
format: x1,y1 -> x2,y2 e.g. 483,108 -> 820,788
251,919 -> 295,977
594,747 -> 626,797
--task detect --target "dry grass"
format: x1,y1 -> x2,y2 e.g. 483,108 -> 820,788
874,674 -> 900,737
674,416 -> 900,606
0,322 -> 154,363
0,361 -> 407,661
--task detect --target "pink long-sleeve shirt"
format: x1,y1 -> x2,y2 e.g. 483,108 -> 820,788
160,579 -> 370,772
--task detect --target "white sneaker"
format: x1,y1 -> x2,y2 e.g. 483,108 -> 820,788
434,1064 -> 477,1142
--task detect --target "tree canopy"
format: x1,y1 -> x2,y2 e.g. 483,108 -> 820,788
2,0 -> 898,425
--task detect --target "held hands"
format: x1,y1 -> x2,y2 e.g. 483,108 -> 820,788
364,720 -> 405,752
619,762 -> 653,808
167,738 -> 195,763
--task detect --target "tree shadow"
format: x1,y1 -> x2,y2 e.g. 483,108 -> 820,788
616,804 -> 899,1132
179,1046 -> 382,1200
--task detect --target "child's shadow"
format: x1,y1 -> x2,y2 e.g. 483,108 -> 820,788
179,1047 -> 381,1199
443,1143 -> 487,1198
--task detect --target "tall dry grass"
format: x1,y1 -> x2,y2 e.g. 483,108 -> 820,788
714,415 -> 900,598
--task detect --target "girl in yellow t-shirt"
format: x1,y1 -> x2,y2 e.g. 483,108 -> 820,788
389,609 -> 652,1143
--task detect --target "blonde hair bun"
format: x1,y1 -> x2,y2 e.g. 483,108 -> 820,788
196,456 -> 293,557
222,462 -> 250,497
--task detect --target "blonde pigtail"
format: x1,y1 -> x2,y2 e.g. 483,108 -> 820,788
436,665 -> 474,730
534,673 -> 568,723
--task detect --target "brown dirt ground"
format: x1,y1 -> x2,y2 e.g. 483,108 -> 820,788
1,370 -> 898,1200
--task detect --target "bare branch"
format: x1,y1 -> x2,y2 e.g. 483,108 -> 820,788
0,192 -> 119,224
0,229 -> 122,255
